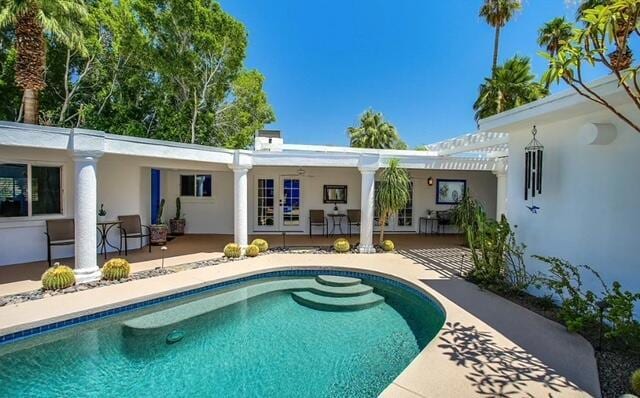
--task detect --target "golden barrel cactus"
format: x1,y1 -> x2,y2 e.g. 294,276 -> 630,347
246,244 -> 260,257
333,238 -> 350,253
631,369 -> 640,395
224,243 -> 242,258
381,240 -> 395,252
251,238 -> 269,252
41,264 -> 75,290
102,258 -> 131,281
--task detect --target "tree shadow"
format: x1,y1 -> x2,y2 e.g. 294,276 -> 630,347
438,321 -> 581,397
398,248 -> 474,279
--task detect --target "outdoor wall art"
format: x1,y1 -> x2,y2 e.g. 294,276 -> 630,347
436,179 -> 466,205
323,185 -> 348,203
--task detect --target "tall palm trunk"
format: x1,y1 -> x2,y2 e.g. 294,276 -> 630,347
15,7 -> 47,125
492,26 -> 501,75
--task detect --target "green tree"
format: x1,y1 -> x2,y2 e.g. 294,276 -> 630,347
375,159 -> 410,243
479,0 -> 522,74
0,0 -> 88,124
473,55 -> 548,122
541,0 -> 640,134
538,17 -> 573,56
348,109 -> 406,150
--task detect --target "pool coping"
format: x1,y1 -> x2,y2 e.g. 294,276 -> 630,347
0,267 -> 446,346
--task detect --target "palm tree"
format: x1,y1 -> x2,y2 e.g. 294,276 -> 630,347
0,0 -> 88,124
479,0 -> 522,74
473,55 -> 548,122
375,159 -> 410,243
348,109 -> 405,149
538,17 -> 573,56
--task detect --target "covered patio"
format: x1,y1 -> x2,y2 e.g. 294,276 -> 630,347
0,233 -> 465,296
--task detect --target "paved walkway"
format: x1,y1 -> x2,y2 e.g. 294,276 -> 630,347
0,250 -> 600,397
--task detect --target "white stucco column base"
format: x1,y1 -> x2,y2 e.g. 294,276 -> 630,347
73,155 -> 101,283
358,159 -> 379,253
230,152 -> 252,248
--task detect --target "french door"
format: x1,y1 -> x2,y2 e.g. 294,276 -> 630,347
254,176 -> 302,231
374,181 -> 414,232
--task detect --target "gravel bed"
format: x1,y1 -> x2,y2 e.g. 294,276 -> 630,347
597,351 -> 640,398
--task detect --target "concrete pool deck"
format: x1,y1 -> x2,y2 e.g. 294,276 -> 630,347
0,251 -> 600,397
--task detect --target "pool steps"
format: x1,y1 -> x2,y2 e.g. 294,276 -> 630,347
122,276 -> 382,335
291,276 -> 383,311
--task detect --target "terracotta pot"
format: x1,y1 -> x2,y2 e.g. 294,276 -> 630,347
170,219 -> 186,235
150,225 -> 168,245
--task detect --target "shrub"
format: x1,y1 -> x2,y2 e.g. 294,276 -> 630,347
246,244 -> 260,257
333,238 -> 350,253
224,243 -> 242,258
251,238 -> 268,252
102,258 -> 131,281
631,369 -> 640,395
381,240 -> 395,251
41,264 -> 75,290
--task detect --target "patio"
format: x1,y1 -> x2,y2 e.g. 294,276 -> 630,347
0,233 -> 464,296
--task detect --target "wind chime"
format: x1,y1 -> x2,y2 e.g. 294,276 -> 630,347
524,125 -> 543,214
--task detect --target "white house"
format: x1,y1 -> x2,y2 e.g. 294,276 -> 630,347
0,74 -> 637,294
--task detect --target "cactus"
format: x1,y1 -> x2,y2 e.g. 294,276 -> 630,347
41,263 -> 75,290
102,258 -> 131,281
381,240 -> 395,252
251,238 -> 269,252
246,244 -> 260,257
333,238 -> 350,253
224,243 -> 242,258
156,198 -> 166,225
632,369 -> 640,395
175,197 -> 182,220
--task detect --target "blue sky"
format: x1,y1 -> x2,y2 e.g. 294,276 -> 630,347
220,0 -> 605,147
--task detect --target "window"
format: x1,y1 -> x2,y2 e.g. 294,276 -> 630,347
257,178 -> 274,226
180,174 -> 212,197
0,163 -> 62,218
397,182 -> 413,227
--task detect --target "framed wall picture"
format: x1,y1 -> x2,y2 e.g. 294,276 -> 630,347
436,179 -> 466,205
323,185 -> 347,203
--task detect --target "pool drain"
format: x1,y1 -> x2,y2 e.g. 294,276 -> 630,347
166,329 -> 185,344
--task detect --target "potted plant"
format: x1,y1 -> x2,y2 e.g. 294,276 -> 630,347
170,197 -> 186,235
97,204 -> 107,223
150,198 -> 168,245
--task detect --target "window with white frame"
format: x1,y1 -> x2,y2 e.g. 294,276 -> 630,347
397,182 -> 413,226
0,163 -> 62,217
180,174 -> 212,197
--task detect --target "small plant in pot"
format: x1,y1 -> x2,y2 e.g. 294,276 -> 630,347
150,198 -> 168,245
170,197 -> 186,235
97,204 -> 107,223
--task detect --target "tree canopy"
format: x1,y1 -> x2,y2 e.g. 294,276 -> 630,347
0,0 -> 275,149
347,109 -> 406,150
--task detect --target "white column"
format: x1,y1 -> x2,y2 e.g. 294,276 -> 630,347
358,168 -> 377,253
73,154 -> 101,283
494,159 -> 508,219
232,166 -> 250,247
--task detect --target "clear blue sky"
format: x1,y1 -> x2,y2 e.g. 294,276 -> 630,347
220,0 -> 605,147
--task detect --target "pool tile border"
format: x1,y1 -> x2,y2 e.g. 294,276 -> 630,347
0,269 -> 444,346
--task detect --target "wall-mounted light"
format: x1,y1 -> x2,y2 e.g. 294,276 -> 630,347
427,177 -> 434,186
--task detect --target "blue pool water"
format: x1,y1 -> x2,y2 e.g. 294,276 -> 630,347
0,277 -> 444,397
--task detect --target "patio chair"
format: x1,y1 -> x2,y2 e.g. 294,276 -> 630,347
346,209 -> 361,237
436,210 -> 453,234
45,219 -> 75,267
309,210 -> 327,238
118,215 -> 151,255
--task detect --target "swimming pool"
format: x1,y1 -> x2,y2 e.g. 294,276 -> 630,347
0,271 -> 445,397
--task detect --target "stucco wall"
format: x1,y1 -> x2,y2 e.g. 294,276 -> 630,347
505,103 -> 640,294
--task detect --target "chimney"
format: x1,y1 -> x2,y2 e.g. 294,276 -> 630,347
254,130 -> 283,151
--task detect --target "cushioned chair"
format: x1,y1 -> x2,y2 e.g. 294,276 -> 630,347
346,209 -> 361,237
118,215 -> 151,255
308,210 -> 327,238
436,210 -> 453,234
45,219 -> 75,267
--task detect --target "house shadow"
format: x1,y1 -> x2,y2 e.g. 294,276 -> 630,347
437,321 -> 581,397
398,248 -> 474,279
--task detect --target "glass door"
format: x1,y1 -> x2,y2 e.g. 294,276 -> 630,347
373,181 -> 414,232
255,178 -> 276,231
279,177 -> 301,230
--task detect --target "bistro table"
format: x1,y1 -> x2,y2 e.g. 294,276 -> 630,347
326,213 -> 347,236
97,220 -> 122,259
419,217 -> 438,235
